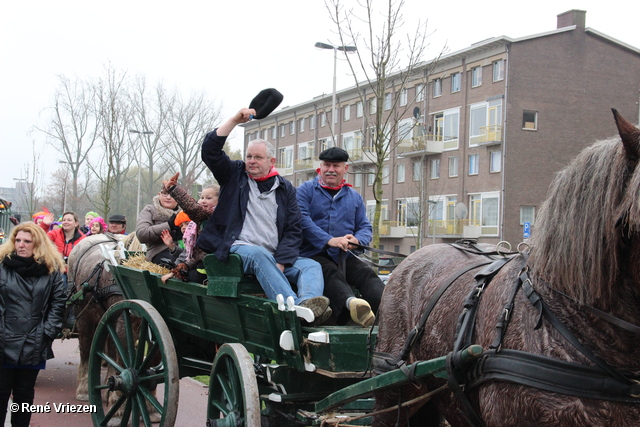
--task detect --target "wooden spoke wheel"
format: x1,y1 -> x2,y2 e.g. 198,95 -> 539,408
207,344 -> 260,427
88,299 -> 179,427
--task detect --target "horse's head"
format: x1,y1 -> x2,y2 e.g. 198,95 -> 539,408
529,110 -> 640,309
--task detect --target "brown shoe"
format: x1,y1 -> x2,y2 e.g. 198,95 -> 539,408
299,296 -> 330,321
349,298 -> 375,327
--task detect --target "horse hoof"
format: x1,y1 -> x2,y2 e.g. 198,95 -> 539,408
150,411 -> 161,423
76,393 -> 89,401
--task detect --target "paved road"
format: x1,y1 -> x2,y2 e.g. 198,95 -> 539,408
5,338 -> 209,426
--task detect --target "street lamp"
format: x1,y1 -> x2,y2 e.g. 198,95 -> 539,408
129,129 -> 155,217
315,42 -> 357,147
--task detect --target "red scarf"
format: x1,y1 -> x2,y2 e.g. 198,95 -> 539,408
317,169 -> 353,191
250,166 -> 280,182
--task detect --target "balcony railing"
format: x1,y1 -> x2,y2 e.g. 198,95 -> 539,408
471,125 -> 502,146
396,135 -> 445,156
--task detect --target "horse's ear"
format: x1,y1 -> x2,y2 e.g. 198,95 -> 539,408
612,108 -> 640,160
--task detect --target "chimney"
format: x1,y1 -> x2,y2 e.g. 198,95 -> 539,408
557,10 -> 586,29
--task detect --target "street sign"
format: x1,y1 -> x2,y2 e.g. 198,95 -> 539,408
523,222 -> 531,239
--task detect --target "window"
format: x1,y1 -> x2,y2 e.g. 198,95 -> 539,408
448,156 -> 458,177
471,66 -> 482,87
433,79 -> 442,97
451,73 -> 461,93
356,101 -> 363,117
271,126 -> 277,140
367,166 -> 375,186
397,163 -> 405,183
369,97 -> 377,114
278,146 -> 293,174
490,151 -> 501,173
523,110 -> 537,130
469,154 -> 479,175
384,93 -> 392,110
397,197 -> 420,227
354,172 -> 362,187
493,59 -> 505,82
382,165 -> 390,184
280,124 -> 286,137
520,206 -> 535,225
310,114 -> 316,130
412,159 -> 422,181
321,112 -> 327,127
399,88 -> 408,106
366,199 -> 389,223
433,108 -> 460,149
430,159 -> 440,179
415,83 -> 425,101
289,121 -> 295,135
469,99 -> 502,146
469,191 -> 500,235
298,117 -> 305,133
343,105 -> 351,121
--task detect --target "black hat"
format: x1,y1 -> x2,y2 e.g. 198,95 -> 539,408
249,88 -> 284,120
319,147 -> 349,162
108,214 -> 126,224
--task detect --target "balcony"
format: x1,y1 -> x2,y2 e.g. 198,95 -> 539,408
347,146 -> 377,163
471,125 -> 502,147
426,219 -> 481,238
396,135 -> 445,157
376,221 -> 418,238
295,158 -> 319,172
275,164 -> 293,176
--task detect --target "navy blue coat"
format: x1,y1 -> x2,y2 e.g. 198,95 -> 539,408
196,130 -> 302,265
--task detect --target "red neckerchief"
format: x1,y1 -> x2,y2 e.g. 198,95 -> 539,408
249,166 -> 280,182
317,169 -> 353,190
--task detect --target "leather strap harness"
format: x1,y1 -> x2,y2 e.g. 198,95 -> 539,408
373,241 -> 640,427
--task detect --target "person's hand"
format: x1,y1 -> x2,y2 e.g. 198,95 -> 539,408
160,229 -> 175,250
171,263 -> 189,281
327,236 -> 351,251
163,172 -> 180,193
9,217 -> 18,226
345,234 -> 360,250
43,213 -> 55,225
233,108 -> 256,124
161,272 -> 174,284
276,263 -> 285,273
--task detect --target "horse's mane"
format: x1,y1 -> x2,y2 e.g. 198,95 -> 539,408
528,136 -> 630,307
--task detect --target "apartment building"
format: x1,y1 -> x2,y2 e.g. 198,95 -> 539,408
241,10 -> 640,254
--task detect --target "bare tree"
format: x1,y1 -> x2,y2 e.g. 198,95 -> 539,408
36,75 -> 100,212
89,64 -> 136,218
327,0 -> 438,251
13,141 -> 44,218
163,90 -> 223,190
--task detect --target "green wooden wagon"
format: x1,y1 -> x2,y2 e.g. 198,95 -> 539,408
88,254 -> 480,427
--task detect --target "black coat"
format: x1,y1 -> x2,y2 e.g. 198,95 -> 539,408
197,129 -> 302,265
0,263 -> 66,366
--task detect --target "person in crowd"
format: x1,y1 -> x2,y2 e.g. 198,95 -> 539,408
159,211 -> 190,264
161,175 -> 219,284
135,187 -> 183,267
296,147 -> 384,327
107,214 -> 128,235
89,216 -> 107,235
193,108 -> 330,323
0,222 -> 66,427
39,212 -> 86,264
80,211 -> 99,235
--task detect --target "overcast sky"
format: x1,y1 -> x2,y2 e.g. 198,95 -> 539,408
1,0 -> 639,189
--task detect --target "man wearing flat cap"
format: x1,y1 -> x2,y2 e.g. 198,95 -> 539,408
107,214 -> 128,235
296,147 -> 384,327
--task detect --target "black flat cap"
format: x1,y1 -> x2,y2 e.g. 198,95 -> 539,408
108,214 -> 126,224
249,88 -> 284,120
319,147 -> 349,162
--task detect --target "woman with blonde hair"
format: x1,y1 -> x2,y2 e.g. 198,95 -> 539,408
0,222 -> 66,427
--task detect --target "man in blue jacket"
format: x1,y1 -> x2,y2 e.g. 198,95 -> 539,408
196,108 -> 330,324
296,147 -> 384,327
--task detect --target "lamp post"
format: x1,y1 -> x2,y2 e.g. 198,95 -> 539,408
315,42 -> 357,147
129,129 -> 155,217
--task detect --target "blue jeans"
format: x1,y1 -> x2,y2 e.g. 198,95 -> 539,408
230,245 -> 324,304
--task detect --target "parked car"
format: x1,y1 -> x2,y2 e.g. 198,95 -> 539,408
378,257 -> 396,284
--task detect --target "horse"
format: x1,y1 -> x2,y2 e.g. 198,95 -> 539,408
66,233 -> 129,402
373,109 -> 640,427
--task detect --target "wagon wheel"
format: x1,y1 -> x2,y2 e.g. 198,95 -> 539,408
207,343 -> 260,427
88,299 -> 179,427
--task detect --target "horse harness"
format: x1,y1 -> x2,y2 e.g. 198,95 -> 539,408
66,237 -> 123,319
374,240 -> 640,427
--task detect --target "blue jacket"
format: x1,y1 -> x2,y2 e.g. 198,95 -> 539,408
196,130 -> 302,265
297,177 -> 372,263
